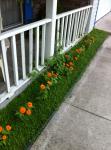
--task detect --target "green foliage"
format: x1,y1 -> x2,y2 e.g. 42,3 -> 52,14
0,29 -> 108,150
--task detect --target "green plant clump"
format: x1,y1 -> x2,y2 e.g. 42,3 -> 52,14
0,29 -> 108,150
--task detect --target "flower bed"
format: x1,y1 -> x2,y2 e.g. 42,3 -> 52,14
0,29 -> 108,150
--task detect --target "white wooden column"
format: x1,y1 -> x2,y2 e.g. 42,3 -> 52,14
88,0 -> 99,32
45,0 -> 57,58
0,6 -> 3,33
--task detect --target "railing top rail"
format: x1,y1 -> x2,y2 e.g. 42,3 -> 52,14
56,5 -> 93,20
0,18 -> 51,40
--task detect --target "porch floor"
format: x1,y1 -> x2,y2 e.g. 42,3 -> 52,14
95,12 -> 111,33
30,35 -> 111,150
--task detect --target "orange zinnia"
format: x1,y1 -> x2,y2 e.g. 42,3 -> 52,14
53,73 -> 58,78
6,125 -> 11,131
66,64 -> 70,68
65,54 -> 69,59
47,81 -> 52,86
76,49 -> 81,53
73,56 -> 78,61
19,106 -> 26,114
47,72 -> 52,78
26,109 -> 32,116
69,62 -> 73,66
40,84 -> 46,90
27,102 -> 33,108
2,135 -> 7,140
0,126 -> 3,132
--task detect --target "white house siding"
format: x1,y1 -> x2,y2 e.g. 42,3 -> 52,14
96,0 -> 111,21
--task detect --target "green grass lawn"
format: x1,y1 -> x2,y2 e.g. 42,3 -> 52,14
0,29 -> 108,150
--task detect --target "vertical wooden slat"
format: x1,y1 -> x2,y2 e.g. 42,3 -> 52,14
35,27 -> 39,69
80,10 -> 86,36
11,36 -> 19,86
29,29 -> 33,73
83,8 -> 90,34
60,17 -> 64,46
69,13 -> 75,43
72,12 -> 77,42
66,14 -> 72,46
41,25 -> 46,65
1,40 -> 10,92
63,16 -> 68,48
74,11 -> 81,40
20,32 -> 26,80
79,10 -> 85,37
56,19 -> 60,51
76,11 -> 83,38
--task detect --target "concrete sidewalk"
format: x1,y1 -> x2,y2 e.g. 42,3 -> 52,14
30,35 -> 111,150
95,12 -> 111,33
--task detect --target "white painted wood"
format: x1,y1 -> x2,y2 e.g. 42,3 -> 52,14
74,11 -> 81,40
56,5 -> 92,19
77,11 -> 83,38
63,16 -> 68,48
11,36 -> 19,86
0,19 -> 51,40
29,29 -> 33,73
66,14 -> 72,46
80,9 -> 87,35
82,8 -> 90,34
0,55 -> 5,81
79,10 -> 85,37
20,32 -> 26,80
56,19 -> 60,51
1,40 -> 10,92
41,25 -> 46,65
35,27 -> 39,69
69,13 -> 75,43
88,0 -> 99,32
72,12 -> 77,42
60,17 -> 64,46
96,0 -> 111,21
45,0 -> 57,58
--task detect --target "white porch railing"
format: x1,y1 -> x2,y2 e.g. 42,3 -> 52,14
56,5 -> 92,51
0,4 -> 92,104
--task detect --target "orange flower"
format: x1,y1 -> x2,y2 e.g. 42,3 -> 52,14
40,84 -> 46,90
69,62 -> 73,66
73,56 -> 78,61
2,135 -> 7,140
47,72 -> 52,78
27,102 -> 33,108
26,109 -> 32,116
53,73 -> 58,78
19,107 -> 26,114
65,54 -> 69,59
66,64 -> 70,68
47,81 -> 52,86
0,126 -> 3,132
76,49 -> 81,53
6,125 -> 11,131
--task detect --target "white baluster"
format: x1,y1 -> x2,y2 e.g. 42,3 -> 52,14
29,29 -> 33,73
21,32 -> 26,80
11,36 -> 19,86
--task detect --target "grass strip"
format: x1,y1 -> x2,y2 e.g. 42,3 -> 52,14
0,29 -> 108,150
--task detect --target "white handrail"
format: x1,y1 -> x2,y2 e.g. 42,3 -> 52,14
0,18 -> 51,40
56,5 -> 92,19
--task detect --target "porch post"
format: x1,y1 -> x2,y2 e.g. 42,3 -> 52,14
45,0 -> 57,58
88,0 -> 99,32
0,6 -> 3,33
